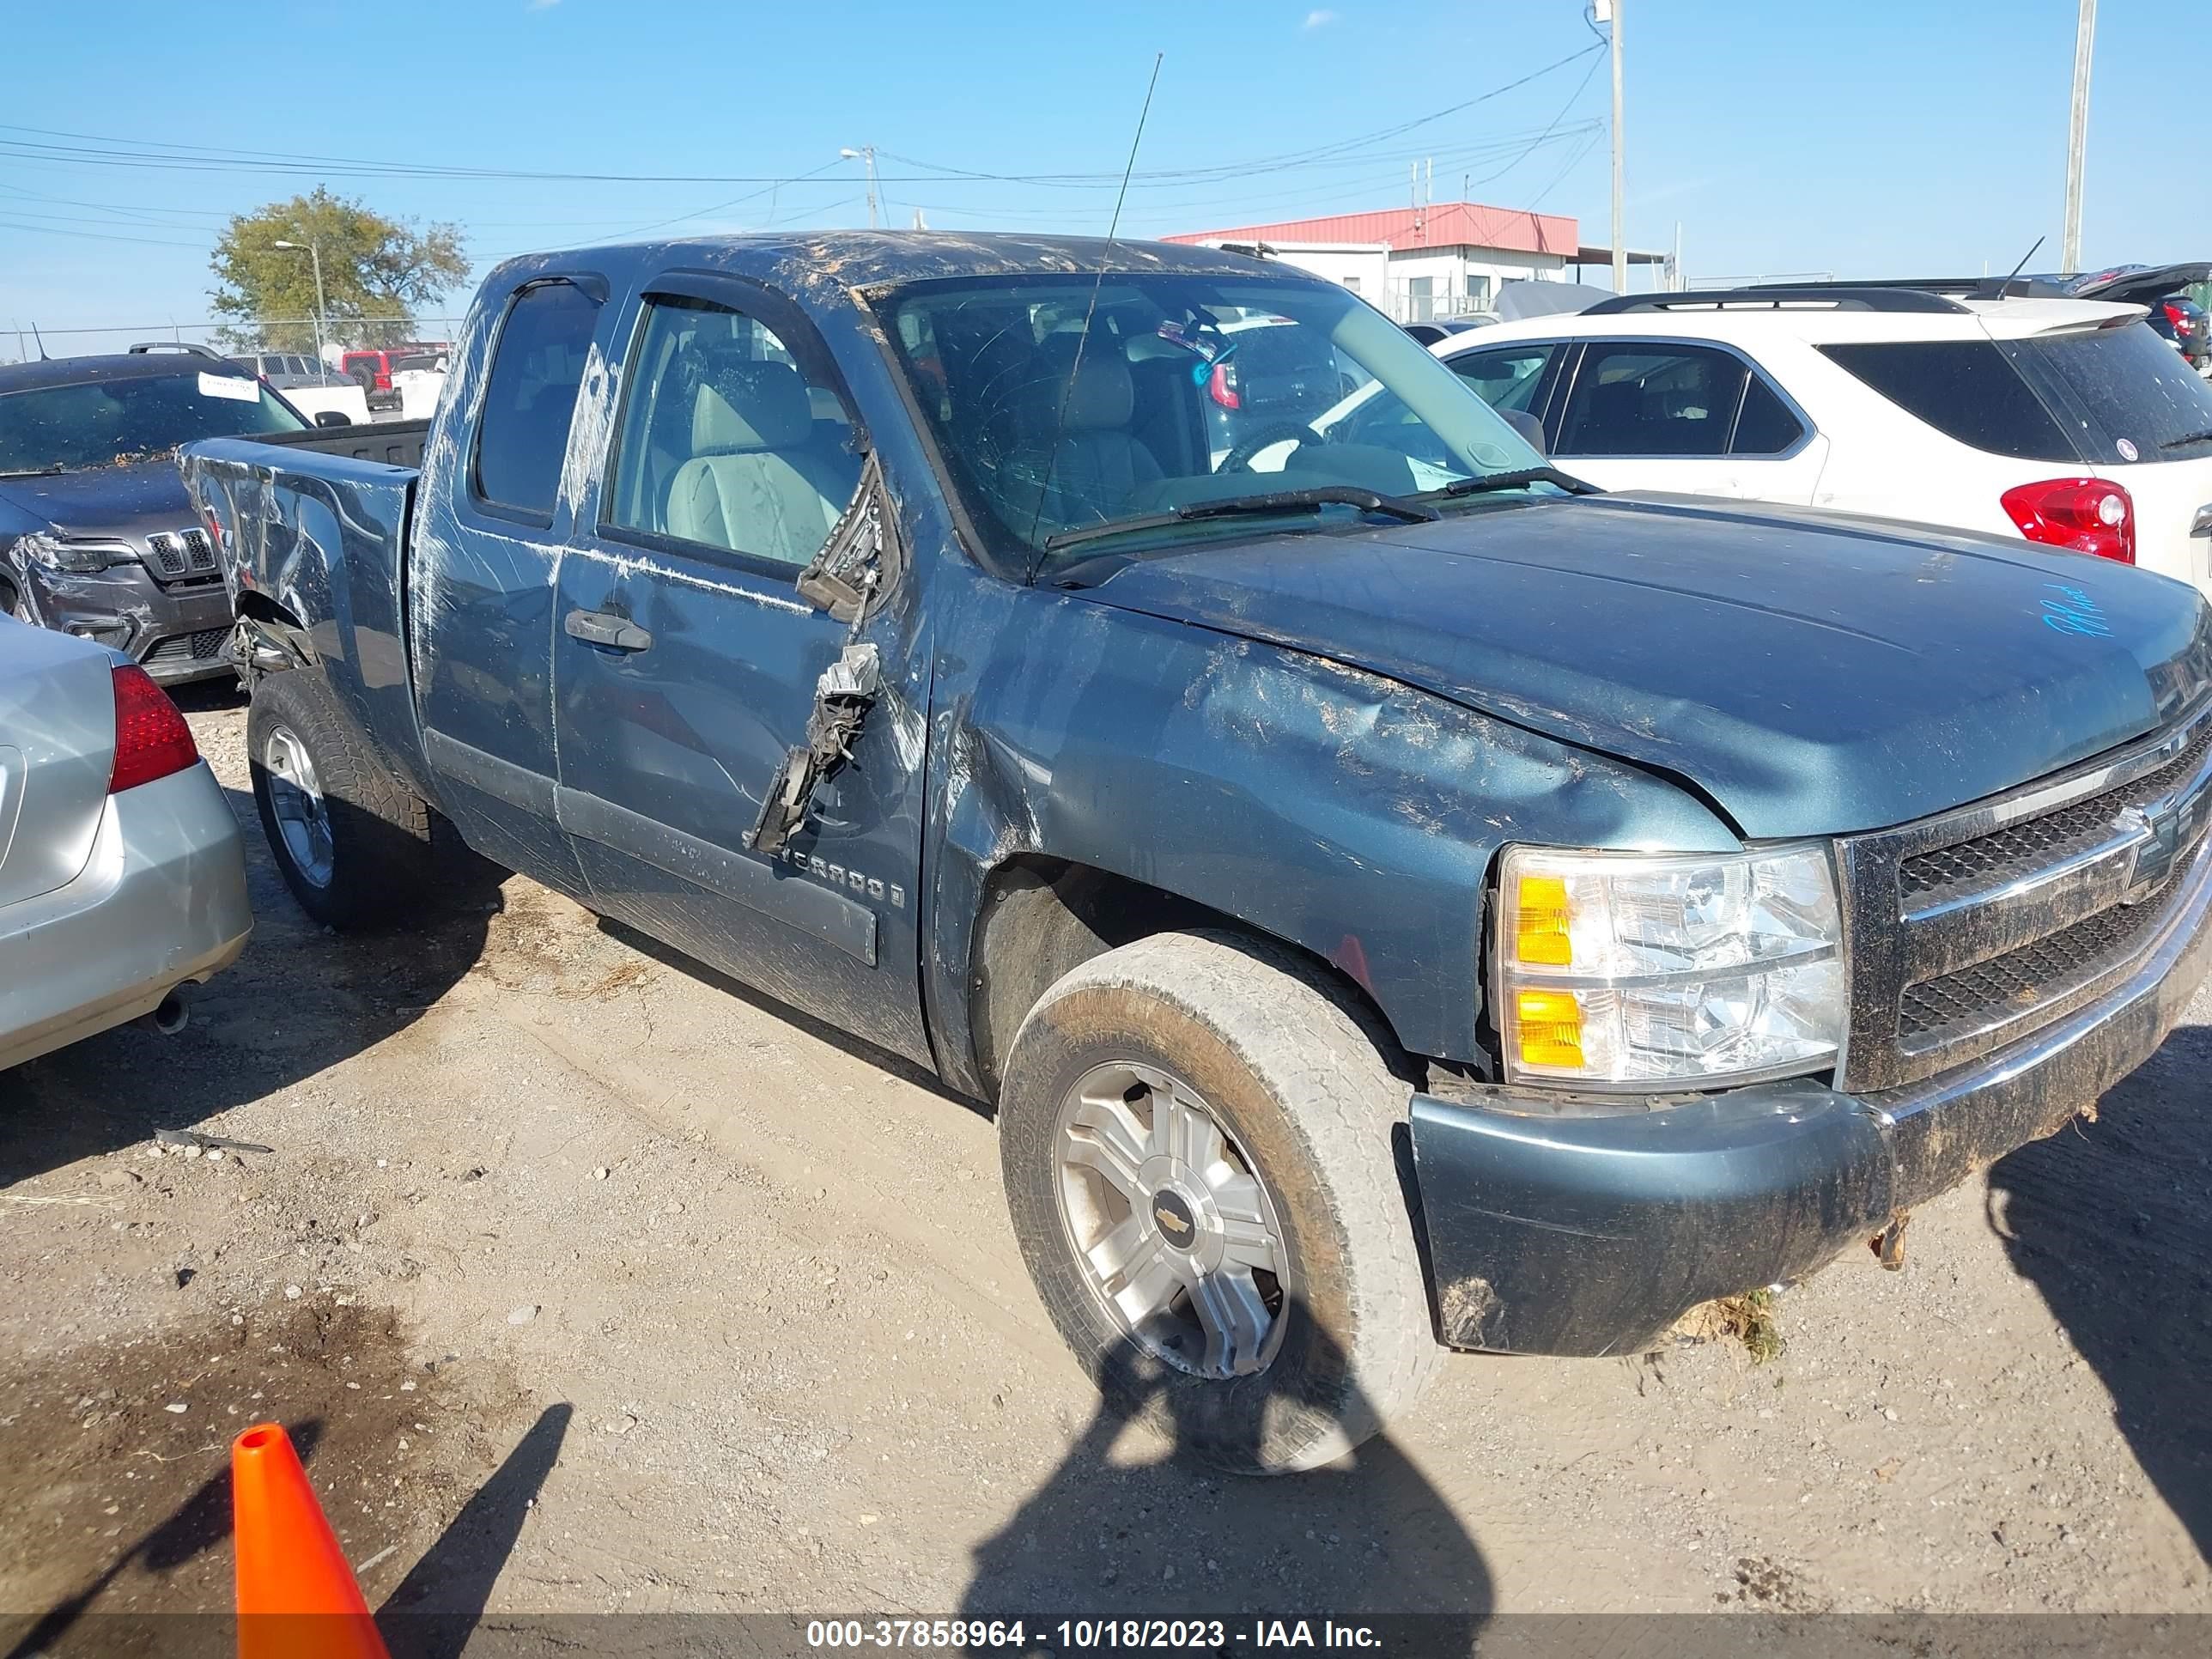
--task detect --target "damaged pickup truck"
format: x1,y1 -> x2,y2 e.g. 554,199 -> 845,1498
181,234 -> 2212,1474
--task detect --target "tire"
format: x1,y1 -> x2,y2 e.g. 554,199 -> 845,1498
246,670 -> 434,929
999,929 -> 1439,1474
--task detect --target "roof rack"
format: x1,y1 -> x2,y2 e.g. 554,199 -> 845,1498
1585,286 -> 1972,315
127,341 -> 225,360
1752,276 -> 2075,301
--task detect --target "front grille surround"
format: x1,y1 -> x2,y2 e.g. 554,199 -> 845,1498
1838,699 -> 2212,1094
145,526 -> 218,584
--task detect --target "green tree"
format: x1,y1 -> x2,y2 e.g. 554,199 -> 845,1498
209,188 -> 468,353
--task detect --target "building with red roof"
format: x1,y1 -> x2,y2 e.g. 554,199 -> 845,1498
1165,203 -> 1612,323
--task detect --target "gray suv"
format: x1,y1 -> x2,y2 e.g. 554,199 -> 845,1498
0,352 -> 311,684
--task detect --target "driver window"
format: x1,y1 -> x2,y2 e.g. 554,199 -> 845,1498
605,297 -> 861,569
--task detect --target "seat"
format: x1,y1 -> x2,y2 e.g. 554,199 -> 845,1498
665,360 -> 859,566
1022,349 -> 1164,532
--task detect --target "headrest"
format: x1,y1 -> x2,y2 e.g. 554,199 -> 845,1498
1057,352 -> 1135,432
693,359 -> 812,452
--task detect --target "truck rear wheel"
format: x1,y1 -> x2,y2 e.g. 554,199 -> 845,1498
998,930 -> 1438,1474
247,670 -> 435,930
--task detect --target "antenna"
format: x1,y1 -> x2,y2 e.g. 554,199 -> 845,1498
1023,52 -> 1164,575
30,323 -> 49,362
2002,235 -> 2046,289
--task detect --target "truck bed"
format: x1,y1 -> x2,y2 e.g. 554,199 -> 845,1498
252,418 -> 431,470
179,429 -> 426,785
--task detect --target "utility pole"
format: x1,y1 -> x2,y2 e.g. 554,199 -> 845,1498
1597,0 -> 1626,294
841,146 -> 880,229
273,239 -> 328,366
2061,0 -> 2097,274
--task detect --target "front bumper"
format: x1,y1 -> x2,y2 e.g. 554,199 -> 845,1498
0,762 -> 252,1072
1410,821 -> 2212,1357
21,562 -> 234,684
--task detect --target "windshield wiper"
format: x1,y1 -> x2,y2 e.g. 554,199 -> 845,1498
2159,430 -> 2212,450
0,464 -> 64,478
1420,465 -> 1600,501
1041,485 -> 1437,553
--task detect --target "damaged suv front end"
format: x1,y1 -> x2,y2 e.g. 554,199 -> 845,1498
0,353 -> 310,684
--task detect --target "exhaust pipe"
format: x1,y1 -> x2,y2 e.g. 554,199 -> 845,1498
143,987 -> 191,1036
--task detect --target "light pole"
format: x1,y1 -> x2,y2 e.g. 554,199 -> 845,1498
840,146 -> 879,229
272,239 -> 327,367
1595,0 -> 1626,294
2061,0 -> 2097,274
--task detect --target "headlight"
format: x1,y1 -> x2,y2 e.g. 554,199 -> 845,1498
1493,843 -> 1845,1090
18,532 -> 137,574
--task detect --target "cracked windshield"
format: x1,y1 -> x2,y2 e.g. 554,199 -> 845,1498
886,274 -> 1550,568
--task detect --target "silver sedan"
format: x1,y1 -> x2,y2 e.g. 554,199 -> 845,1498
0,617 -> 252,1070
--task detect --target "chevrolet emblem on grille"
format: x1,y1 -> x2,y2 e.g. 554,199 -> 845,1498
2118,785 -> 2209,900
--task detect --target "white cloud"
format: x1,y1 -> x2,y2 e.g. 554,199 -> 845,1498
1303,9 -> 1339,27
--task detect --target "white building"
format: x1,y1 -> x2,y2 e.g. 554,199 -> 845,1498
1165,203 -> 1669,322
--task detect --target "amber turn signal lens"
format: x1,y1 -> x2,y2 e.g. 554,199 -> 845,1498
1513,873 -> 1573,966
1514,988 -> 1585,1069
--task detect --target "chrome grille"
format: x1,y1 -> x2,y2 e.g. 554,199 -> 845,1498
1897,866 -> 2182,1048
1839,700 -> 2212,1093
145,526 -> 218,582
1898,718 -> 2212,912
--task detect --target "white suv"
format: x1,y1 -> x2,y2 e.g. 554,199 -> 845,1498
1421,283 -> 2212,596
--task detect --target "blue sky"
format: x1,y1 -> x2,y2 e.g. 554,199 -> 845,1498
0,0 -> 2195,350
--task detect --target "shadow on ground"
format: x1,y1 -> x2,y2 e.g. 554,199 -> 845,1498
959,1328 -> 1490,1637
598,917 -> 979,1114
0,760 -> 498,1190
1988,1019 -> 2212,1563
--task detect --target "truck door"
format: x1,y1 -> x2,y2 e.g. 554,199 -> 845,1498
415,272 -> 606,893
550,274 -> 932,1067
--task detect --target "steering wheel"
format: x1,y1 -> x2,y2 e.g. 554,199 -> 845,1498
1218,420 -> 1321,474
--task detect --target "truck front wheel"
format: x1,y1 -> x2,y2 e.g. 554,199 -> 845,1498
247,670 -> 435,929
998,930 -> 1438,1474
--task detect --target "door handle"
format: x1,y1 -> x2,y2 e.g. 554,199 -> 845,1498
564,608 -> 653,652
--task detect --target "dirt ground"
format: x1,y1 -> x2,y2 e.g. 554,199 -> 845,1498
3,684 -> 2209,1649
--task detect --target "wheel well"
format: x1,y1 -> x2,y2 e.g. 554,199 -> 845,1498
235,590 -> 304,630
967,855 -> 1410,1102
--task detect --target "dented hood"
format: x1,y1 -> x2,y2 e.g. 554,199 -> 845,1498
0,459 -> 192,541
1076,495 -> 2212,839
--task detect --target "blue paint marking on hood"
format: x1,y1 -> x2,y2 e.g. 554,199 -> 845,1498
1073,494 -> 2212,840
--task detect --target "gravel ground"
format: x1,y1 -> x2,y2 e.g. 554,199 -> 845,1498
1,684 -> 2207,1644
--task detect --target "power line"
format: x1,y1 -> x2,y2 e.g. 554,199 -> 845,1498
0,51 -> 1602,194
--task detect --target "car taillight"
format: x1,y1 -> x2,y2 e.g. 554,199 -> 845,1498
1207,361 -> 1241,410
2000,477 -> 2136,564
108,664 -> 199,794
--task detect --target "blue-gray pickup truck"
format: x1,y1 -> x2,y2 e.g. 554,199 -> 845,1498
181,234 -> 2212,1474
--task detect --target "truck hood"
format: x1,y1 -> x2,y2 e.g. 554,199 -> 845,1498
1075,495 -> 2212,839
0,459 -> 193,542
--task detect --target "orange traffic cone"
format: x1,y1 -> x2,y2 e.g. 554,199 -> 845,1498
231,1421 -> 390,1659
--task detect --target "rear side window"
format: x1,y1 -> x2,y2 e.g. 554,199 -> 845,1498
1730,374 -> 1805,455
2004,321 -> 2212,461
1557,343 -> 1748,458
472,280 -> 602,522
1820,340 -> 2074,462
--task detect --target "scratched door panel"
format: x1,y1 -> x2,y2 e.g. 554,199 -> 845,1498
550,283 -> 931,1065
